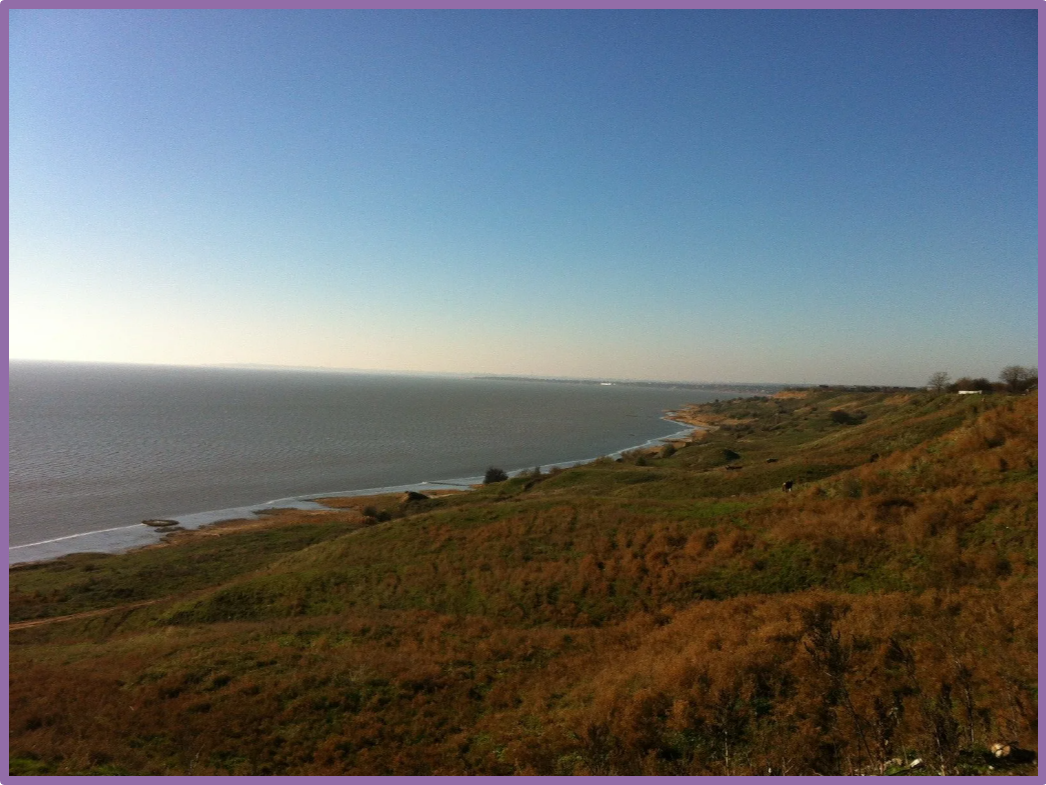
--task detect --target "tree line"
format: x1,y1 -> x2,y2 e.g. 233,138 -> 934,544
927,365 -> 1037,394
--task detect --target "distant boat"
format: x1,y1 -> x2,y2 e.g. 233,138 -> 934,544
601,382 -> 614,386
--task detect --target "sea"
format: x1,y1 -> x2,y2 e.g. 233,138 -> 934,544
9,361 -> 731,564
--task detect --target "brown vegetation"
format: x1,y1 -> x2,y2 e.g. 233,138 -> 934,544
9,391 -> 1038,775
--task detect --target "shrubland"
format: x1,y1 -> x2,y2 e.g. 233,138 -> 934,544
9,389 -> 1037,775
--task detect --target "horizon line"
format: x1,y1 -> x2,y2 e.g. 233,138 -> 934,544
8,356 -> 918,390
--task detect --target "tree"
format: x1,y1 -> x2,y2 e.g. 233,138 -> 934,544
927,372 -> 950,393
950,377 -> 993,394
483,466 -> 509,484
999,366 -> 1037,393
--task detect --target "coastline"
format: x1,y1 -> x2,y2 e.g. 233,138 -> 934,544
9,415 -> 704,567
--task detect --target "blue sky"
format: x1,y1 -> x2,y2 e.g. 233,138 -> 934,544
9,10 -> 1038,385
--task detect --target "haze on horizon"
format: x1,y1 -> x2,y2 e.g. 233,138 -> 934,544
9,10 -> 1038,388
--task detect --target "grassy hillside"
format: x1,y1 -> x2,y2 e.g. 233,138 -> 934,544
9,390 -> 1037,775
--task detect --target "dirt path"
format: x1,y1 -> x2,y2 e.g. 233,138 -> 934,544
10,597 -> 168,631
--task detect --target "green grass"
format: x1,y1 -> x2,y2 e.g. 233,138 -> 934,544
10,517 -> 360,622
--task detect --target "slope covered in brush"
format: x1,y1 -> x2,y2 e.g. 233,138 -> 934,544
9,390 -> 1037,775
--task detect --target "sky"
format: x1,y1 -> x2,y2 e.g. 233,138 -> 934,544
8,9 -> 1038,386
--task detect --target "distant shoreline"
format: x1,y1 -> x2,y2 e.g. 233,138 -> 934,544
477,375 -> 923,396
476,375 -> 786,395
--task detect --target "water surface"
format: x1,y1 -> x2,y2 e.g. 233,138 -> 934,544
10,361 -> 727,561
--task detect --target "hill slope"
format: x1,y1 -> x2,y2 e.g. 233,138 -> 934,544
9,390 -> 1037,775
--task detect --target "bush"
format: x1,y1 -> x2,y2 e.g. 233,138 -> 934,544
621,449 -> 650,465
484,467 -> 509,484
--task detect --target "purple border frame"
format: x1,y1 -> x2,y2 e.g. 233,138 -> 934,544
0,0 -> 1042,7
3,2 -> 1041,784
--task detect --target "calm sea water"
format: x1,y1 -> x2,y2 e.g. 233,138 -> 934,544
9,361 -> 725,562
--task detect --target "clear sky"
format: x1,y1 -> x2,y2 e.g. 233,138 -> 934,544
9,10 -> 1038,386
